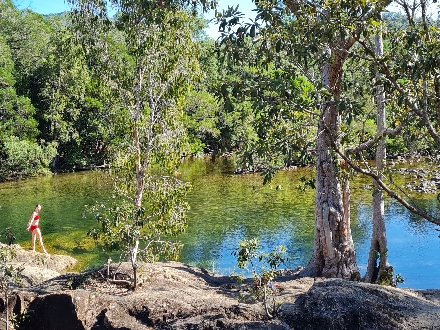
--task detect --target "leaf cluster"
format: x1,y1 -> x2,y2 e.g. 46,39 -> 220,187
86,174 -> 191,262
232,238 -> 288,318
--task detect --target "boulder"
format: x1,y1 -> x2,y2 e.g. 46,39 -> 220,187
280,278 -> 440,329
0,243 -> 77,286
0,243 -> 78,330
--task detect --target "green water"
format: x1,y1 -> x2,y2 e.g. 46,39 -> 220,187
0,170 -> 109,267
0,157 -> 439,288
177,157 -> 318,274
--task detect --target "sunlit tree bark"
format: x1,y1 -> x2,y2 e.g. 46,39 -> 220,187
365,27 -> 392,284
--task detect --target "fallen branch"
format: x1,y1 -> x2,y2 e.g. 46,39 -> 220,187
107,279 -> 132,286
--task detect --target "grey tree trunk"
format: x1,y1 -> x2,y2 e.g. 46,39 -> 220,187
303,45 -> 360,280
364,30 -> 392,283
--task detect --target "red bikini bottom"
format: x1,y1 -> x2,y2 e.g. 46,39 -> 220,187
30,225 -> 39,232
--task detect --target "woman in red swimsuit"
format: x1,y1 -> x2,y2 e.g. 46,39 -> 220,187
26,204 -> 48,254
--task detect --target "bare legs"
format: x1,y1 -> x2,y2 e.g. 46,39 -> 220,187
31,228 -> 48,254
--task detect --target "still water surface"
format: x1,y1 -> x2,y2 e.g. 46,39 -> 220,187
0,157 -> 439,289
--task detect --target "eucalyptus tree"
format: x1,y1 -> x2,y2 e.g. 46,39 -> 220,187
350,1 -> 440,155
381,0 -> 440,151
69,0 -> 215,288
218,0 -> 440,284
349,0 -> 440,228
216,0 -> 403,280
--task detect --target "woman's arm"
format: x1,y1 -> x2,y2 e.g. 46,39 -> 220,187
27,212 -> 35,230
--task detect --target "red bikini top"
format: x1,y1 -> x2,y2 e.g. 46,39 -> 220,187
34,214 -> 40,221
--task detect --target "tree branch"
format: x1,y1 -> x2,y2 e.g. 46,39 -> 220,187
325,125 -> 440,226
357,38 -> 440,148
345,126 -> 402,154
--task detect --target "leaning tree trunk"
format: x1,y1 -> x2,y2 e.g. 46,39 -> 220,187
365,30 -> 392,284
303,44 -> 360,280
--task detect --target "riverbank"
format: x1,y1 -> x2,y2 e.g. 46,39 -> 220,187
2,244 -> 440,329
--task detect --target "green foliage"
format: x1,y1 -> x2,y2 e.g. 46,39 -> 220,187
232,238 -> 287,318
9,309 -> 29,329
379,270 -> 404,288
0,0 -> 52,95
86,173 -> 191,263
216,33 -> 318,168
33,19 -> 120,170
386,135 -> 408,156
373,4 -> 440,154
0,1 -> 126,175
0,228 -> 16,246
0,33 -> 14,87
0,136 -> 57,180
0,34 -> 39,144
0,0 -> 437,182
297,176 -> 316,192
183,90 -> 221,154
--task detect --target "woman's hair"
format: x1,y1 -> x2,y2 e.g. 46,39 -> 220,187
35,204 -> 41,210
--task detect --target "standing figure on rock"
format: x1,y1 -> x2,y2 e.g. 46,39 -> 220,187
26,204 -> 48,254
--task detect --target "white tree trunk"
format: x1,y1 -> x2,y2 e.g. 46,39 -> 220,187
132,122 -> 143,287
6,293 -> 9,330
365,29 -> 391,283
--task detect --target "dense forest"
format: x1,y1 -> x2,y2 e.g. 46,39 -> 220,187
2,0 -> 440,286
0,0 -> 438,181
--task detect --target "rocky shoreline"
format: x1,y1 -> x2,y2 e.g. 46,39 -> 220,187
1,244 -> 440,329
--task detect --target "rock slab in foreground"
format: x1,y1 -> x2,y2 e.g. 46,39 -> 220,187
3,258 -> 440,330
14,262 -> 292,330
281,278 -> 440,329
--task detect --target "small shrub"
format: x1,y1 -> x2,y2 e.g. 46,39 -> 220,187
0,228 -> 16,245
231,238 -> 288,318
379,269 -> 404,287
